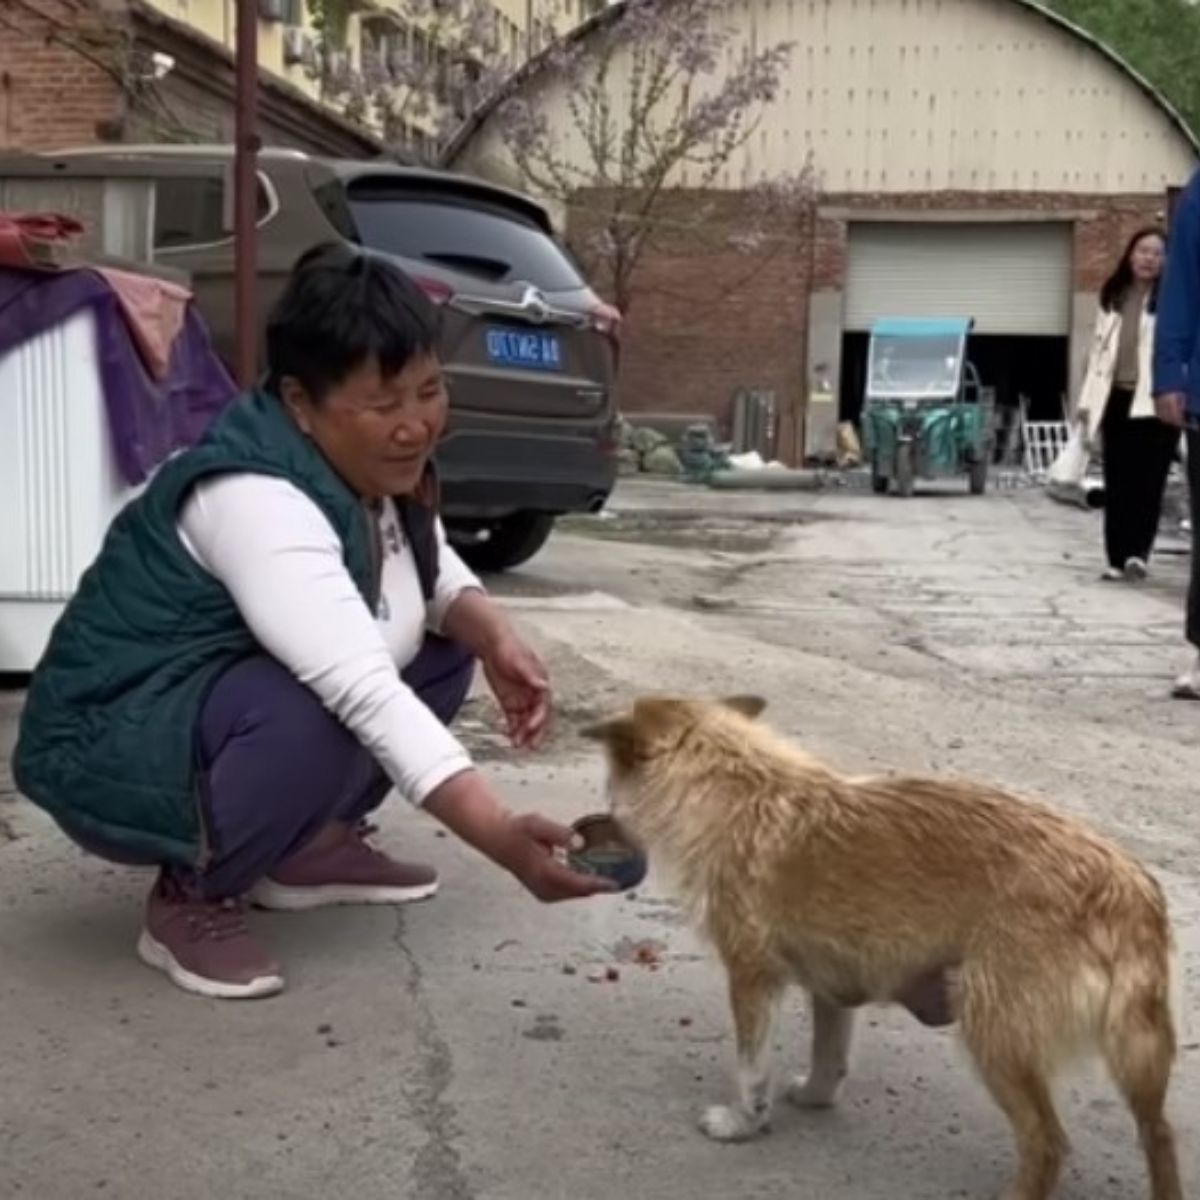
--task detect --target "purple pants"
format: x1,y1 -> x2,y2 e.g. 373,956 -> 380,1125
179,636 -> 475,899
79,637 -> 475,899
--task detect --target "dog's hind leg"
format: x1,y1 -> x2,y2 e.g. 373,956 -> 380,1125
787,993 -> 855,1109
1102,975 -> 1182,1200
959,959 -> 1071,1200
699,968 -> 783,1143
973,1057 -> 1067,1200
961,996 -> 1068,1200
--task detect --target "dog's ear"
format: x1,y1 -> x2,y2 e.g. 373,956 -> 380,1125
721,694 -> 767,719
631,696 -> 694,742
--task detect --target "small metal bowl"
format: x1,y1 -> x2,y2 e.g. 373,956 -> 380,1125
568,814 -> 648,891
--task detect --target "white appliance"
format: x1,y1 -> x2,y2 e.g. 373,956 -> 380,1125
0,307 -> 142,672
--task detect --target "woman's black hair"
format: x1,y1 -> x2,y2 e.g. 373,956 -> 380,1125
1099,226 -> 1166,314
265,242 -> 440,400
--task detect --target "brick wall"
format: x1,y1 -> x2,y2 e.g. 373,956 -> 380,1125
568,189 -> 814,445
576,187 -> 1167,456
0,0 -> 378,155
0,0 -> 124,149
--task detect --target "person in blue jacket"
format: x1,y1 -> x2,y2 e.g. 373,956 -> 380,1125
1154,169 -> 1200,699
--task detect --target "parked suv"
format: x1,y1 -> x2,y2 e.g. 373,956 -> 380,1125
0,146 -> 619,570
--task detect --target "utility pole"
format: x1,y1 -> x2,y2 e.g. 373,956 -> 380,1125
233,0 -> 260,388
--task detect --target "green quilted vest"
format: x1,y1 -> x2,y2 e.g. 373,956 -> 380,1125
13,389 -> 440,867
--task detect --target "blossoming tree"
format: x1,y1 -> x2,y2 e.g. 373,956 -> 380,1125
495,0 -> 814,314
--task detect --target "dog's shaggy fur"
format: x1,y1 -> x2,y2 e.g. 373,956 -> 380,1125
583,695 -> 1182,1200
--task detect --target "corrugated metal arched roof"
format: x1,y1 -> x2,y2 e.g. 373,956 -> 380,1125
441,0 -> 1198,166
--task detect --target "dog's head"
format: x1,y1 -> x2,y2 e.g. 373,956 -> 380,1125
580,694 -> 767,825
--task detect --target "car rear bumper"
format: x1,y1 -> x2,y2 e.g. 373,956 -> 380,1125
436,418 -> 617,521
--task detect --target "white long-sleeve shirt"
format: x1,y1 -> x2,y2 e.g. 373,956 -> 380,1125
177,473 -> 482,804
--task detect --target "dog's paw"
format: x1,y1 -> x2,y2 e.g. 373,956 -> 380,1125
785,1075 -> 840,1110
698,1104 -> 767,1142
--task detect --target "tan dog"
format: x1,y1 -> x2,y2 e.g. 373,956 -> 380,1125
582,696 -> 1183,1200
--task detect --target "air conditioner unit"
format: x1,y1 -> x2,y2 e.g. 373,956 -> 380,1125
282,25 -> 308,65
258,0 -> 284,22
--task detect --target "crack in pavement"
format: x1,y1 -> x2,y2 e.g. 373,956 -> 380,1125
931,527 -> 970,556
391,912 -> 476,1200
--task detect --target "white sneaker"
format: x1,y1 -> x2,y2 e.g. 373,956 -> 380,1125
1171,655 -> 1200,701
1100,566 -> 1124,581
1123,557 -> 1149,582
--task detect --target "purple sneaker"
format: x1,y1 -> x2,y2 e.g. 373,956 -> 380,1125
137,876 -> 284,1000
249,825 -> 439,911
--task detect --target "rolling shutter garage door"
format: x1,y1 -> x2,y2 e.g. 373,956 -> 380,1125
844,222 -> 1073,336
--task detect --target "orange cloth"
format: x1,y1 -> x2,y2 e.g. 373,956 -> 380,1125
95,267 -> 192,381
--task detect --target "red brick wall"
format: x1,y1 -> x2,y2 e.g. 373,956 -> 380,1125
568,189 -> 815,447
0,1 -> 379,155
574,187 -> 1167,459
0,0 -> 124,149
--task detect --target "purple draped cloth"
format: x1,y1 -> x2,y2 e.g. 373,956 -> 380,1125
0,267 -> 237,485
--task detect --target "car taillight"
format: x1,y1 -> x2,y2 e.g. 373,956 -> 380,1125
589,301 -> 623,365
589,301 -> 622,339
598,417 -> 621,458
414,276 -> 454,306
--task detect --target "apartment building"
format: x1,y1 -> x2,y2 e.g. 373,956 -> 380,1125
0,0 -> 605,156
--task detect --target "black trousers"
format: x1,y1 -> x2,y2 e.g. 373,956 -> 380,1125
1187,426 -> 1200,650
1100,388 -> 1180,569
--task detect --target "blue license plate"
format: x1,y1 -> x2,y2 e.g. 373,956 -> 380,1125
485,327 -> 563,371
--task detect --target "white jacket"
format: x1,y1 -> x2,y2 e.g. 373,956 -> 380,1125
1075,303 -> 1156,440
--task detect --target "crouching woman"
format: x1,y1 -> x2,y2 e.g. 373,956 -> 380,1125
14,244 -> 610,1001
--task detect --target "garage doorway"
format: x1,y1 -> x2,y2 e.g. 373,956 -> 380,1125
840,220 -> 1073,436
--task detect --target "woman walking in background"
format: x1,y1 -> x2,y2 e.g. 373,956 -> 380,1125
1076,227 -> 1178,581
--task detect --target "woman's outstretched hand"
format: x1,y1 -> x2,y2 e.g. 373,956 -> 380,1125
492,812 -> 617,902
425,772 -> 616,903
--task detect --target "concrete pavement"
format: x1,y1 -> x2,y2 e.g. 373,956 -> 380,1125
2,480 -> 1198,1199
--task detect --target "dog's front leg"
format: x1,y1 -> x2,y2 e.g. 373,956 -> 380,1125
699,971 -> 781,1143
787,993 -> 856,1109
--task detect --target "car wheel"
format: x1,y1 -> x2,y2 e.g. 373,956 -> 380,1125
456,512 -> 557,573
